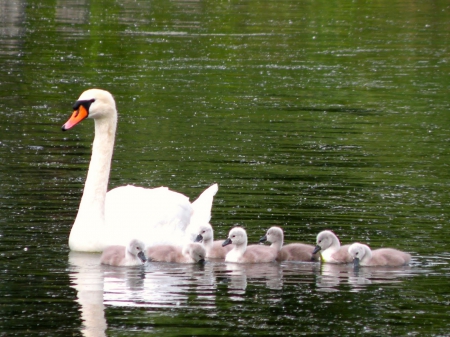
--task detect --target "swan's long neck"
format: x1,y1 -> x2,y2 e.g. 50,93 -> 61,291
69,113 -> 117,252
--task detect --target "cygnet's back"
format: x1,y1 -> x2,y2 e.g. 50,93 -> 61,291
194,223 -> 232,259
100,239 -> 147,266
223,227 -> 277,263
146,242 -> 206,264
349,243 -> 411,267
313,230 -> 352,264
260,226 -> 319,262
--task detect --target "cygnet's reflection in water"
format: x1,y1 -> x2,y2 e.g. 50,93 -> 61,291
69,252 -> 418,336
220,262 -> 284,294
315,263 -> 416,292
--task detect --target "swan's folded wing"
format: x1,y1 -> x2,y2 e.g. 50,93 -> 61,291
105,185 -> 193,247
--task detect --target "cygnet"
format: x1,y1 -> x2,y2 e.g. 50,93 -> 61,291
260,226 -> 319,262
146,242 -> 206,264
222,227 -> 277,263
313,230 -> 353,264
349,242 -> 411,267
194,223 -> 233,259
100,239 -> 147,266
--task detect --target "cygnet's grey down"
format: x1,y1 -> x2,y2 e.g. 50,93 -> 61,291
222,227 -> 278,263
348,242 -> 411,267
259,226 -> 319,262
146,242 -> 206,264
312,230 -> 353,264
100,239 -> 147,266
194,223 -> 233,259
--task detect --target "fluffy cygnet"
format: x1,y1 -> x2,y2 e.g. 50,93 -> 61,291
222,227 -> 277,263
100,239 -> 147,266
194,223 -> 232,259
146,242 -> 206,264
259,226 -> 319,262
349,242 -> 411,267
313,230 -> 353,264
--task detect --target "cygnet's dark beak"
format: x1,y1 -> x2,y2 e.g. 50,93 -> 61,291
198,258 -> 206,265
222,238 -> 232,247
259,235 -> 267,243
137,251 -> 147,263
194,234 -> 203,243
353,257 -> 360,268
312,245 -> 322,255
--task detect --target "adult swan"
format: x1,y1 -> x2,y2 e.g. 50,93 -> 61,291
62,88 -> 218,252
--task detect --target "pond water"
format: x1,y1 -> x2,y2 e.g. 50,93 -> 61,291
1,0 -> 450,335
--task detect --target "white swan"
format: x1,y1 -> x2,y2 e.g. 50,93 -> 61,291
62,88 -> 218,252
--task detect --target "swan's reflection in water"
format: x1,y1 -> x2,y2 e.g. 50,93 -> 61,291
69,252 -> 418,336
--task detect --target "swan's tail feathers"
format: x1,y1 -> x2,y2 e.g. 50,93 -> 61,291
192,183 -> 218,207
187,184 -> 219,241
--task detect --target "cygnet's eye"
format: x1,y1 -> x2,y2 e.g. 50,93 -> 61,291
232,235 -> 236,238
202,230 -> 206,234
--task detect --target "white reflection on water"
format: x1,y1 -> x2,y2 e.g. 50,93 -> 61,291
69,251 -> 419,336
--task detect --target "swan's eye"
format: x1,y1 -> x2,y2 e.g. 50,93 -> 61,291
202,230 -> 206,234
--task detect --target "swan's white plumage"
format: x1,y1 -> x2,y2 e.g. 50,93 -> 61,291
63,89 -> 218,252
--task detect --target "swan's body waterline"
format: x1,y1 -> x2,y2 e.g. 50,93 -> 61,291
63,89 -> 218,252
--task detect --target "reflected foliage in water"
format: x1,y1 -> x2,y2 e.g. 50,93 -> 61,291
1,0 -> 450,335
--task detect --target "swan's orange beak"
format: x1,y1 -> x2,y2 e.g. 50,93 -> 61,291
62,105 -> 89,131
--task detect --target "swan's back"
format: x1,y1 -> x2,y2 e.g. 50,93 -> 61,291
105,185 -> 193,246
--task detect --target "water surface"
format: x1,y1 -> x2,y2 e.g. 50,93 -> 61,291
1,0 -> 450,335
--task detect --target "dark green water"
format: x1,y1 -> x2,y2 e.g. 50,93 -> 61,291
1,0 -> 450,335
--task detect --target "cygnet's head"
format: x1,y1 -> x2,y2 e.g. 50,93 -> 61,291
194,223 -> 214,243
183,243 -> 206,263
313,230 -> 339,254
222,227 -> 247,247
259,226 -> 283,244
348,243 -> 371,267
128,239 -> 147,263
